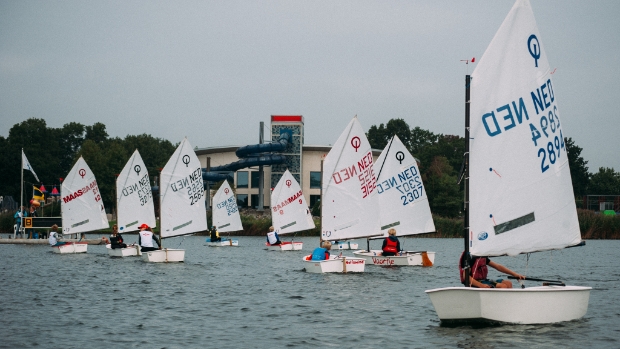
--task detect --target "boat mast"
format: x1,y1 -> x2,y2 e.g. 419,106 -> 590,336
159,168 -> 163,248
319,159 -> 323,247
463,74 -> 471,287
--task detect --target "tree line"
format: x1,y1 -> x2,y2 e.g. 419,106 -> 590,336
0,118 -> 176,211
366,118 -> 620,218
2,117 -> 618,219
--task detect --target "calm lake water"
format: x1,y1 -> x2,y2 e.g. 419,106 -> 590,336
0,235 -> 618,349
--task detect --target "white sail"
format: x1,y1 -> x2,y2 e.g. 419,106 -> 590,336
212,180 -> 243,233
116,150 -> 156,233
374,135 -> 435,236
61,157 -> 109,234
160,138 -> 208,238
271,170 -> 315,234
469,0 -> 580,256
321,117 -> 380,241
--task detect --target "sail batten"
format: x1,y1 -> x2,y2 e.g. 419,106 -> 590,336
469,0 -> 580,256
271,170 -> 315,235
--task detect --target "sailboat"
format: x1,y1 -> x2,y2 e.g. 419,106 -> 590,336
57,157 -> 109,254
353,135 -> 436,266
425,0 -> 590,324
142,137 -> 209,262
303,116 -> 378,273
107,150 -> 155,257
207,180 -> 241,247
267,169 -> 313,251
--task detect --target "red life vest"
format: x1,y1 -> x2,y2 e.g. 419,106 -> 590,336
459,252 -> 488,284
383,237 -> 398,253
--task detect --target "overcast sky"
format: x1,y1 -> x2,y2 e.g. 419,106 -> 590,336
1,0 -> 618,172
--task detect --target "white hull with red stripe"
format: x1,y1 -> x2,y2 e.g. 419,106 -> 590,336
302,255 -> 365,273
353,250 -> 435,266
52,242 -> 88,254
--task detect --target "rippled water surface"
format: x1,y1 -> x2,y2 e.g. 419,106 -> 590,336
0,236 -> 618,348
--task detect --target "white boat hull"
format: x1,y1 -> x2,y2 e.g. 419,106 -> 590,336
106,244 -> 142,257
303,256 -> 365,273
206,238 -> 239,247
425,286 -> 591,324
353,250 -> 435,266
266,241 -> 303,251
51,242 -> 88,254
141,248 -> 185,262
333,241 -> 358,250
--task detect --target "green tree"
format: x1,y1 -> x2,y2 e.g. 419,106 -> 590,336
367,118 -> 413,150
423,156 -> 461,217
565,137 -> 590,197
589,167 -> 620,195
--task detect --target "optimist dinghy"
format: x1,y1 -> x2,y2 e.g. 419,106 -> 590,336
267,170 -> 312,251
206,180 -> 240,247
108,150 -> 155,257
353,135 -> 436,266
57,157 -> 109,254
425,0 -> 590,325
143,138 -> 209,262
303,116 -> 380,273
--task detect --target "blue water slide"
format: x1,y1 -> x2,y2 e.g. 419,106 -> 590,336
202,131 -> 291,182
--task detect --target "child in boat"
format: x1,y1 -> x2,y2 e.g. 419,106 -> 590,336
310,241 -> 331,260
48,224 -> 65,246
138,224 -> 161,252
381,228 -> 401,256
459,252 -> 525,288
107,225 -> 127,249
266,226 -> 281,245
209,226 -> 221,242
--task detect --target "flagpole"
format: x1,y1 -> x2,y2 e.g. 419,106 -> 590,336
19,148 -> 23,239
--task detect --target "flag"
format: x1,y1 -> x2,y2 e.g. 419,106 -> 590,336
33,186 -> 45,201
22,150 -> 40,182
50,186 -> 60,196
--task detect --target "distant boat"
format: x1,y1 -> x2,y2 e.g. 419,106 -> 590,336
58,156 -> 109,254
303,116 -> 378,273
107,149 -> 155,257
207,180 -> 240,247
425,0 -> 590,325
267,169 -> 313,251
143,138 -> 209,262
353,135 -> 436,266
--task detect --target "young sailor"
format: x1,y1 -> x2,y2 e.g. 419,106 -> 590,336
266,226 -> 281,245
138,224 -> 161,252
108,224 -> 127,249
48,224 -> 65,246
310,241 -> 331,260
209,226 -> 221,242
381,228 -> 401,256
459,252 -> 525,288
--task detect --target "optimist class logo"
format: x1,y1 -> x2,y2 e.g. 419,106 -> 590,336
224,188 -> 229,194
528,34 -> 541,67
134,165 -> 141,176
286,179 -> 292,188
182,155 -> 190,167
78,169 -> 86,178
351,136 -> 361,152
